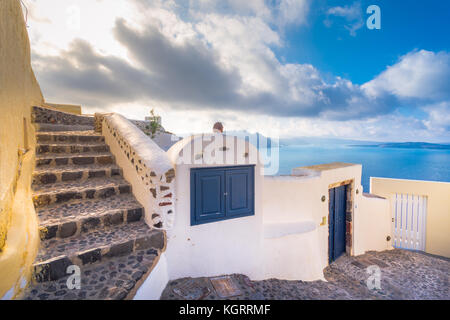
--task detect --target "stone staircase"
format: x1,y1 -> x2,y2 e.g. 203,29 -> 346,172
23,106 -> 165,300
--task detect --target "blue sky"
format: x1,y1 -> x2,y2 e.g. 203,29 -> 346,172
25,0 -> 450,142
280,0 -> 450,84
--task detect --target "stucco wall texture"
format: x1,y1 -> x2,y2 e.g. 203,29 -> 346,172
0,0 -> 44,298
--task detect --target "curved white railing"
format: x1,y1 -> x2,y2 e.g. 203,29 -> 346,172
98,113 -> 175,229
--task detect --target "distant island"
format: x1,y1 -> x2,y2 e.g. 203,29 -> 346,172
351,142 -> 450,150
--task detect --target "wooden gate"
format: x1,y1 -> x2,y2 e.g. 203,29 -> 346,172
391,193 -> 427,251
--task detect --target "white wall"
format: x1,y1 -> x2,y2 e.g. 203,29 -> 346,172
261,163 -> 364,281
133,253 -> 169,300
165,146 -> 379,282
135,136 -> 397,297
261,176 -> 324,280
353,194 -> 392,255
102,114 -> 175,229
166,134 -> 264,280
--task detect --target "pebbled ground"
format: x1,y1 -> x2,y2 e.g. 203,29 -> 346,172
161,249 -> 450,300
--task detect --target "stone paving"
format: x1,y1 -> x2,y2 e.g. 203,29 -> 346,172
36,221 -> 156,262
36,142 -> 110,155
23,248 -> 159,300
161,249 -> 450,300
37,194 -> 142,226
33,163 -> 122,185
36,152 -> 114,167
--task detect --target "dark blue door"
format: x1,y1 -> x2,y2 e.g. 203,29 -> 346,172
191,166 -> 255,225
329,185 -> 347,263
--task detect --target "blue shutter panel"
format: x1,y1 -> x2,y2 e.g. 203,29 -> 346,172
225,167 -> 254,217
192,168 -> 225,224
191,166 -> 255,225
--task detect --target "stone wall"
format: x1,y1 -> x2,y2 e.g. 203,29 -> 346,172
101,114 -> 175,230
32,106 -> 94,126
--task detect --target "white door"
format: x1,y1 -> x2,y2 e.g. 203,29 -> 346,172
391,193 -> 427,251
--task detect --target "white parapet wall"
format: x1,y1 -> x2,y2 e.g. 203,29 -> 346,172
100,113 -> 176,229
371,178 -> 450,258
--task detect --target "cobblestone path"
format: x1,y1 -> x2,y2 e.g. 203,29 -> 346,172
161,249 -> 449,300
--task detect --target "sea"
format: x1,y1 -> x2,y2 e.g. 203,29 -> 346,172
273,144 -> 450,192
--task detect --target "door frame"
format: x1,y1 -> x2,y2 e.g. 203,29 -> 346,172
328,179 -> 355,263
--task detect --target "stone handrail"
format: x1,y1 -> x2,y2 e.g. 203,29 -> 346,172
97,113 -> 175,229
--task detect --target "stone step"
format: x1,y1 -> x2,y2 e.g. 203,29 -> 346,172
37,142 -> 109,155
35,123 -> 94,132
33,164 -> 122,185
32,106 -> 95,127
37,131 -> 105,144
32,176 -> 132,208
38,194 -> 144,240
24,247 -> 160,300
36,152 -> 114,167
33,222 -> 165,283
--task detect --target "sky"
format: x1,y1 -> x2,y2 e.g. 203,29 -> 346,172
23,0 -> 450,142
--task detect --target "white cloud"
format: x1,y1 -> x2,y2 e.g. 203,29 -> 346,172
277,0 -> 310,27
364,50 -> 450,101
325,1 -> 364,36
423,102 -> 450,136
26,0 -> 450,142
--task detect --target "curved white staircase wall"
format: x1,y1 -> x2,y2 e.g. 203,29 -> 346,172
101,113 -> 176,230
133,253 -> 169,300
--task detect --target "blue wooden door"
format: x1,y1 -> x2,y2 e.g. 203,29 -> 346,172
226,167 -> 254,217
329,185 -> 347,263
191,166 -> 255,225
193,168 -> 225,224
